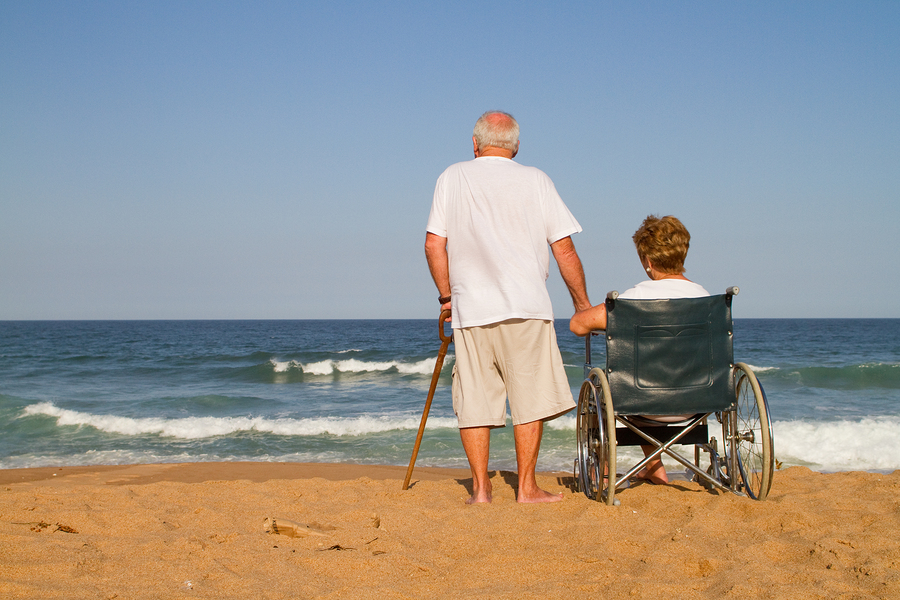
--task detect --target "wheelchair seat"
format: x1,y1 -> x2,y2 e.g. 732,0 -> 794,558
574,288 -> 774,505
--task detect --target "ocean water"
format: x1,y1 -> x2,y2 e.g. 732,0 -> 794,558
1,319 -> 898,474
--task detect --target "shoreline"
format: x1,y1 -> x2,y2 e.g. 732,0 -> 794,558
2,462 -> 898,598
0,462 -> 480,487
3,460 -> 893,487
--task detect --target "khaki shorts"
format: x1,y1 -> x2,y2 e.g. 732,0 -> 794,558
451,319 -> 576,428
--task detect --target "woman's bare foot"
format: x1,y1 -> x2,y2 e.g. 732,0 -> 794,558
636,459 -> 669,485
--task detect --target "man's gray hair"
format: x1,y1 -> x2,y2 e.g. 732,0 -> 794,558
473,111 -> 519,152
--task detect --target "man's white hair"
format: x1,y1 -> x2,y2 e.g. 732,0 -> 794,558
473,111 -> 519,152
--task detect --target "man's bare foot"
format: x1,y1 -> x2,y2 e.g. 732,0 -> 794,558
466,491 -> 492,504
466,483 -> 492,504
636,459 -> 669,485
517,487 -> 564,504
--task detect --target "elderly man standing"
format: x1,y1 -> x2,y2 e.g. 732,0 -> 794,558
425,111 -> 591,503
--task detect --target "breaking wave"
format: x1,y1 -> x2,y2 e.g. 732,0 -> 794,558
20,402 -> 458,439
268,356 -> 450,376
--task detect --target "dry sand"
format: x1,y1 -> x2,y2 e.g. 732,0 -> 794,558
1,463 -> 898,599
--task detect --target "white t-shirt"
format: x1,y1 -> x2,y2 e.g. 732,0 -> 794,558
427,157 -> 582,328
618,279 -> 710,300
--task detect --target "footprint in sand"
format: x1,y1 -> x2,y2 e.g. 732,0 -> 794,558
263,517 -> 336,538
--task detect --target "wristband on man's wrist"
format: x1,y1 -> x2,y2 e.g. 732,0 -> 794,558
439,295 -> 451,304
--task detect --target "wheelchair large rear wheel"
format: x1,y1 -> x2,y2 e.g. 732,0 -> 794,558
576,368 -> 616,504
732,363 -> 774,500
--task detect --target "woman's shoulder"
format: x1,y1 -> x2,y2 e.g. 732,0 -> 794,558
620,279 -> 709,299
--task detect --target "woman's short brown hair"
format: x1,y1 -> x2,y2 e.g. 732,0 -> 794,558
632,215 -> 691,274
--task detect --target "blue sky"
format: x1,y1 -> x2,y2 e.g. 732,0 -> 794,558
2,1 -> 898,319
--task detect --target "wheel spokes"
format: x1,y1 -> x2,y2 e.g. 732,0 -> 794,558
576,378 -> 605,500
733,365 -> 772,500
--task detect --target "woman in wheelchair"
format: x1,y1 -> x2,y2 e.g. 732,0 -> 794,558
569,215 -> 709,485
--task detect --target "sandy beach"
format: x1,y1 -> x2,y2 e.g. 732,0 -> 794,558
1,463 -> 898,599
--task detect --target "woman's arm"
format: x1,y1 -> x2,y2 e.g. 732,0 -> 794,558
569,302 -> 607,336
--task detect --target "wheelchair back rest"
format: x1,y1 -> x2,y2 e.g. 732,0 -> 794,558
605,294 -> 735,416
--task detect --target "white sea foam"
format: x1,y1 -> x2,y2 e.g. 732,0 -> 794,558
0,449 -> 354,470
21,402 -> 458,439
772,417 -> 900,472
527,414 -> 900,472
546,414 -> 576,430
286,356 -> 450,376
333,359 -> 399,373
395,359 -> 441,375
744,364 -> 778,373
301,360 -> 335,375
269,359 -> 299,373
0,449 -> 205,470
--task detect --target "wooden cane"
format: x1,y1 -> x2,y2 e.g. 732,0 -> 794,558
402,309 -> 453,490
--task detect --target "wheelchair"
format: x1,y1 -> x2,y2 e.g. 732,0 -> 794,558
574,288 -> 774,505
